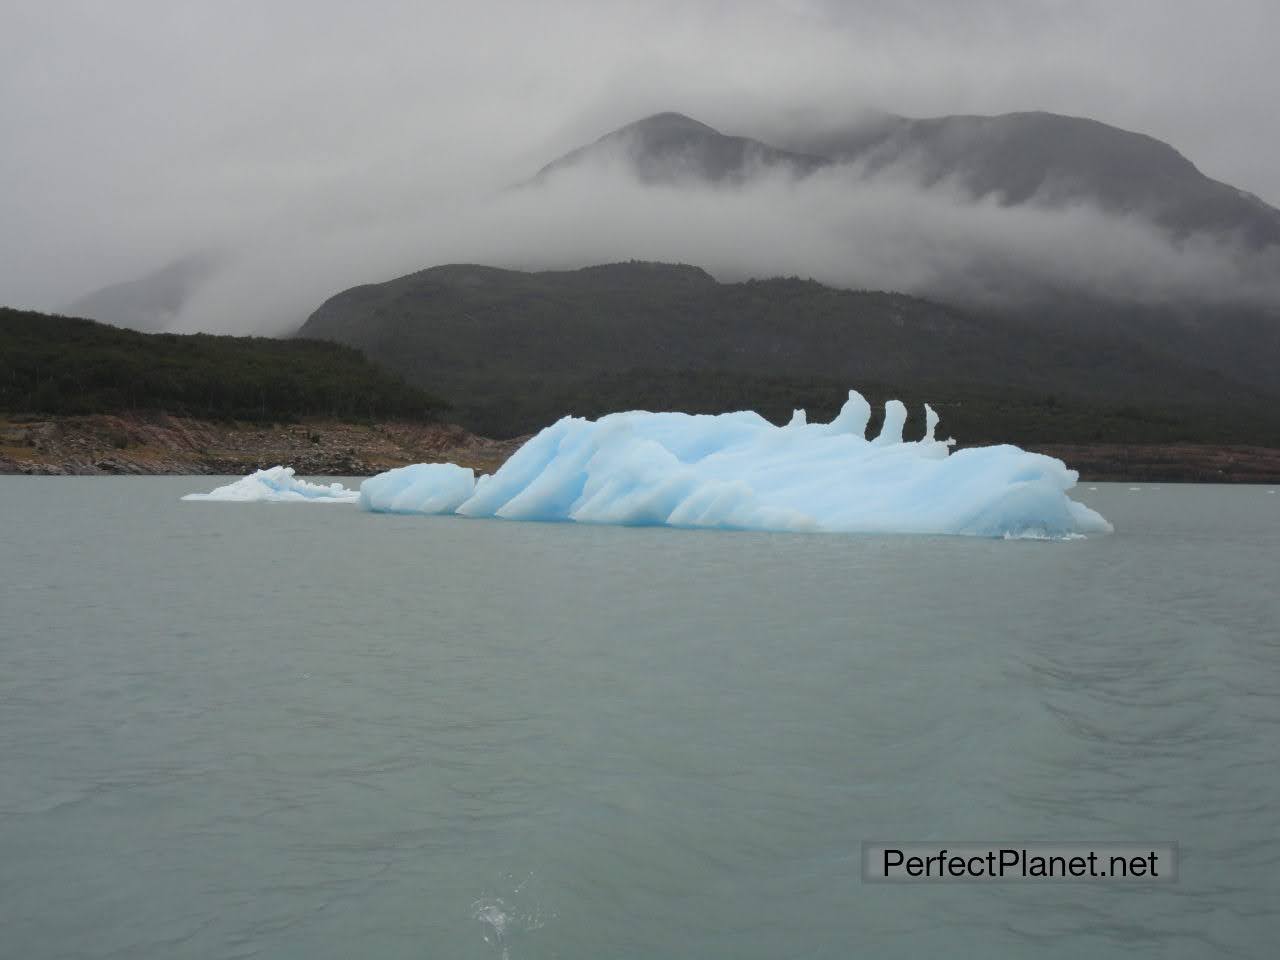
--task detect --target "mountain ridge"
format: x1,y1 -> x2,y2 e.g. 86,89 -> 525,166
537,109 -> 1280,247
296,260 -> 1280,442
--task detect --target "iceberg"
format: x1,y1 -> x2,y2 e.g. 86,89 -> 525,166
181,466 -> 359,503
358,391 -> 1112,539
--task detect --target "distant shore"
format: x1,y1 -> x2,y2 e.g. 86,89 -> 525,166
0,413 -> 523,478
1019,442 -> 1280,485
3,413 -> 1279,483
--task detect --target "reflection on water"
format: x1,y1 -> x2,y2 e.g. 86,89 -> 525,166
0,478 -> 1277,959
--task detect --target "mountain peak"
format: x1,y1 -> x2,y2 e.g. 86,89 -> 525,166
532,111 -> 826,185
621,112 -> 721,136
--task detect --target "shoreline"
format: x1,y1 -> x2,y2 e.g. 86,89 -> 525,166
3,413 -> 1280,484
1020,442 -> 1280,485
0,413 -> 524,478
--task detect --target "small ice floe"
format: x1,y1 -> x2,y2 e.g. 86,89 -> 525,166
182,466 -> 359,503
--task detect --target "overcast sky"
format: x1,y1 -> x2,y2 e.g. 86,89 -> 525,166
2,0 -> 1277,325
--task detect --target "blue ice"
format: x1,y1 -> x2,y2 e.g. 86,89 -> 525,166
359,391 -> 1112,539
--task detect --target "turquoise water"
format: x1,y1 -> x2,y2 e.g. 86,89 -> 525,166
1,478 -> 1277,958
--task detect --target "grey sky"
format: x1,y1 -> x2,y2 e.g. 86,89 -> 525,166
2,0 -> 1277,326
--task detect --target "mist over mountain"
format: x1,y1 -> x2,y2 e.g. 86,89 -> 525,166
7,1 -> 1280,342
61,104 -> 1280,340
788,111 -> 1280,247
64,253 -> 222,334
538,109 -> 1280,244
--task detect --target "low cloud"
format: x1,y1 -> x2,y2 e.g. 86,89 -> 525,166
162,160 -> 1280,335
3,0 -> 1279,331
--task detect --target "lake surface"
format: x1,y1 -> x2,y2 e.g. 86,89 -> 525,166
1,478 -> 1277,959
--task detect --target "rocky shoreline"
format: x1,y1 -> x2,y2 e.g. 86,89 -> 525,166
3,412 -> 1279,483
1021,442 -> 1280,485
0,413 -> 524,477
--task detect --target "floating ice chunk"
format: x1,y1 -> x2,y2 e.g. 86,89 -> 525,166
359,463 -> 475,514
182,466 -> 358,503
359,391 -> 1112,539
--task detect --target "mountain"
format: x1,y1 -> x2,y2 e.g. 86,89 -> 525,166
64,252 -> 221,333
522,110 -> 1280,404
536,110 -> 1280,248
531,112 -> 827,185
296,261 -> 1280,443
787,111 -> 1280,247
